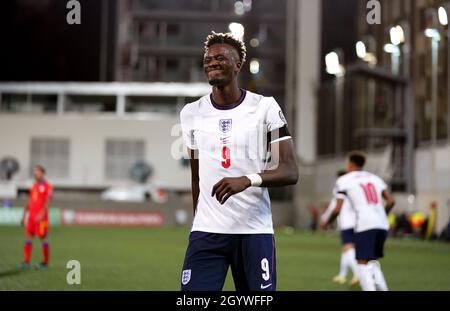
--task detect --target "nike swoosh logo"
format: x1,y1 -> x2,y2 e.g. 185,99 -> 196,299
260,283 -> 272,289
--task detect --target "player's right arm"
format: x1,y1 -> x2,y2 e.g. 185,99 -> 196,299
320,198 -> 336,229
324,198 -> 344,228
324,178 -> 347,228
382,189 -> 396,214
188,148 -> 199,216
180,105 -> 199,215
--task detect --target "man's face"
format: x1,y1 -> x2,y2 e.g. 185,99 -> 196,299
34,167 -> 44,181
203,43 -> 241,87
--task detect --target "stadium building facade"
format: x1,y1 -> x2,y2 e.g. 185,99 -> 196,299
308,0 -> 450,234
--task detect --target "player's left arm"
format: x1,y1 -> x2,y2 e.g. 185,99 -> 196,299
382,189 -> 396,214
258,136 -> 299,187
211,132 -> 298,205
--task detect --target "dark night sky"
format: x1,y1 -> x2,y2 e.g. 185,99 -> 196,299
0,0 -> 115,81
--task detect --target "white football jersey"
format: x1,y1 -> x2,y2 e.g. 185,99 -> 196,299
335,171 -> 389,232
180,90 -> 289,234
321,190 -> 355,231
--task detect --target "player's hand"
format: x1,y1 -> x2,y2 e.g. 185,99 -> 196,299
34,214 -> 43,223
211,176 -> 251,205
319,220 -> 328,230
20,218 -> 25,226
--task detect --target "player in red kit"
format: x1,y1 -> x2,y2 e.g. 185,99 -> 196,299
20,165 -> 53,270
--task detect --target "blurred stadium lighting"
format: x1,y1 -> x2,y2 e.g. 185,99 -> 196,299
439,4 -> 450,142
424,8 -> 441,189
249,38 -> 260,47
356,41 -> 367,59
439,6 -> 449,26
390,25 -> 405,45
325,49 -> 345,153
356,37 -> 378,66
234,1 -> 245,15
249,59 -> 260,74
243,0 -> 252,12
228,22 -> 244,40
325,51 -> 345,77
383,43 -> 401,55
424,28 -> 441,41
384,43 -> 401,75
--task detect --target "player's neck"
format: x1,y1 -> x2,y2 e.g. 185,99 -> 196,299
348,168 -> 363,173
211,82 -> 242,106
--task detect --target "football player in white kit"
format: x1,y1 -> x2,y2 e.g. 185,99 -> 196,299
322,151 -> 396,291
320,170 -> 359,287
179,32 -> 299,291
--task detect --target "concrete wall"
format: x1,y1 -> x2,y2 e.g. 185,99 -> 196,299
0,114 -> 190,190
295,0 -> 321,164
414,143 -> 450,234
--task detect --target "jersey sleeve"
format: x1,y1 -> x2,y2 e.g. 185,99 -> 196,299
321,198 -> 336,223
180,105 -> 198,150
265,97 -> 291,143
376,176 -> 388,192
334,177 -> 348,200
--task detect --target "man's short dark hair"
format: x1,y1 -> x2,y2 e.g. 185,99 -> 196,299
204,31 -> 247,64
35,165 -> 46,174
348,151 -> 366,168
336,169 -> 347,177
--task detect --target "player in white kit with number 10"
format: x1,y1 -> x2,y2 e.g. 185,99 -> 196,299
323,151 -> 396,291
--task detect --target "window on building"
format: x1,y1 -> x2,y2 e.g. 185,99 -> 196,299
126,96 -> 178,114
105,139 -> 145,180
30,138 -> 70,179
65,95 -> 116,114
1,94 -> 57,114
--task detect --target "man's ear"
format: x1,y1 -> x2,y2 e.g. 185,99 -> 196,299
235,61 -> 242,72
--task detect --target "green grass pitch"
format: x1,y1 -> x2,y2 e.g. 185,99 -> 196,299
0,225 -> 449,290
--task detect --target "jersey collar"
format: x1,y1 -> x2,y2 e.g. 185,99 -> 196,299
210,89 -> 246,110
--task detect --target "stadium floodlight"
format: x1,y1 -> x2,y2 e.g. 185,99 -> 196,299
249,59 -> 260,74
325,51 -> 344,77
390,25 -> 405,45
383,43 -> 400,55
356,36 -> 378,66
249,38 -> 260,47
439,6 -> 448,26
356,41 -> 367,59
424,28 -> 441,41
228,22 -> 244,40
234,1 -> 245,15
384,43 -> 401,74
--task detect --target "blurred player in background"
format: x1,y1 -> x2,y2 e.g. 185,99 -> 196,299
20,165 -> 53,270
322,151 -> 395,291
320,169 -> 359,287
179,32 -> 299,291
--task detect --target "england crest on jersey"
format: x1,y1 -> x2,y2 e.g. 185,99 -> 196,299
181,269 -> 191,285
219,119 -> 232,133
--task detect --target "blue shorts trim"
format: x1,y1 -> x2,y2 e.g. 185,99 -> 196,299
340,229 -> 355,245
181,231 -> 276,291
354,229 -> 388,260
